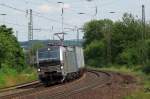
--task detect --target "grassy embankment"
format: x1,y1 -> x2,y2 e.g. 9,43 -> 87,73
87,65 -> 150,99
0,67 -> 37,89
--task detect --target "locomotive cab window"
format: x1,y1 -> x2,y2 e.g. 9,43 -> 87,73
38,50 -> 60,60
38,47 -> 60,61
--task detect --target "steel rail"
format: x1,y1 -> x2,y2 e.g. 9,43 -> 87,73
50,70 -> 113,99
0,70 -> 113,99
0,80 -> 39,92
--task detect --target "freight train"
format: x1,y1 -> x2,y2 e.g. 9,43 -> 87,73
36,44 -> 85,85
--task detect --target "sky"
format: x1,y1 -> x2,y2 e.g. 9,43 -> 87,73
0,0 -> 149,41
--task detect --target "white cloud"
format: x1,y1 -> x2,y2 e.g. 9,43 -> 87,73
58,3 -> 71,9
38,4 -> 51,13
38,3 -> 71,13
63,4 -> 71,9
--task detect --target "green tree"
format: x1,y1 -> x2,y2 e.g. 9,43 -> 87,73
83,13 -> 150,68
111,13 -> 150,66
0,25 -> 25,72
84,40 -> 106,67
83,19 -> 114,66
83,19 -> 113,46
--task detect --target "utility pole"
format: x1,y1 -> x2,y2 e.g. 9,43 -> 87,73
142,5 -> 146,39
0,14 -> 7,25
50,26 -> 54,40
58,2 -> 64,40
28,9 -> 33,41
61,7 -> 64,34
141,4 -> 147,65
94,6 -> 98,20
27,9 -> 34,65
104,24 -> 112,64
77,28 -> 79,42
107,25 -> 112,64
76,27 -> 84,45
16,31 -> 18,40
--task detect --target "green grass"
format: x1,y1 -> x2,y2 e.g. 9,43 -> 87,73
87,65 -> 141,76
123,92 -> 150,99
128,73 -> 150,99
0,67 -> 37,89
87,65 -> 150,99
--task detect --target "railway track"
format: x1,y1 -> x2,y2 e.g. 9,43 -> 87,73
0,80 -> 42,97
0,80 -> 40,91
0,70 -> 113,99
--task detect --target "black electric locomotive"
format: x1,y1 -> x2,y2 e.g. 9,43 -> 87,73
36,44 -> 84,85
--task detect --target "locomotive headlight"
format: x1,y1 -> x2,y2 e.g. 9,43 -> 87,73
38,68 -> 41,72
61,66 -> 63,69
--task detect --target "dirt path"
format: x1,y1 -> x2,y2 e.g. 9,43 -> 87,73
66,72 -> 139,99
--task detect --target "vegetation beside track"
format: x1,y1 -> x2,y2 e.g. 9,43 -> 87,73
0,25 -> 37,88
0,67 -> 37,89
83,13 -> 150,98
122,69 -> 150,99
87,66 -> 150,99
124,92 -> 150,99
83,13 -> 150,74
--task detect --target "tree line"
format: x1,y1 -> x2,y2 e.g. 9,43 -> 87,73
83,13 -> 150,74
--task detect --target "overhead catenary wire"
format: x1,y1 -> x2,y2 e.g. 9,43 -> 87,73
0,21 -> 56,32
0,3 -> 77,28
0,1 -> 143,28
11,0 -> 123,23
22,0 -> 121,15
0,3 -> 25,13
3,21 -> 27,27
12,0 -> 124,14
0,4 -> 63,32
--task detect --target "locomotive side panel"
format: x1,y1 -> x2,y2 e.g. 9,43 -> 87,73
63,47 -> 78,74
75,47 -> 85,69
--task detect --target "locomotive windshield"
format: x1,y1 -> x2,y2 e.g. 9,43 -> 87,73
38,47 -> 60,61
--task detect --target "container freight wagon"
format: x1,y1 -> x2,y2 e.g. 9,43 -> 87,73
36,45 -> 85,85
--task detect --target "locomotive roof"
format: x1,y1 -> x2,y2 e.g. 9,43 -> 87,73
38,45 -> 82,52
20,40 -> 83,52
38,46 -> 60,51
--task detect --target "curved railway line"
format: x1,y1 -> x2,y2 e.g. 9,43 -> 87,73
0,69 -> 136,99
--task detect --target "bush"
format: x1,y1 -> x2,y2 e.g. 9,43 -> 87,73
84,40 -> 107,67
124,92 -> 150,99
143,65 -> 150,74
0,25 -> 25,72
0,67 -> 37,88
117,48 -> 139,66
